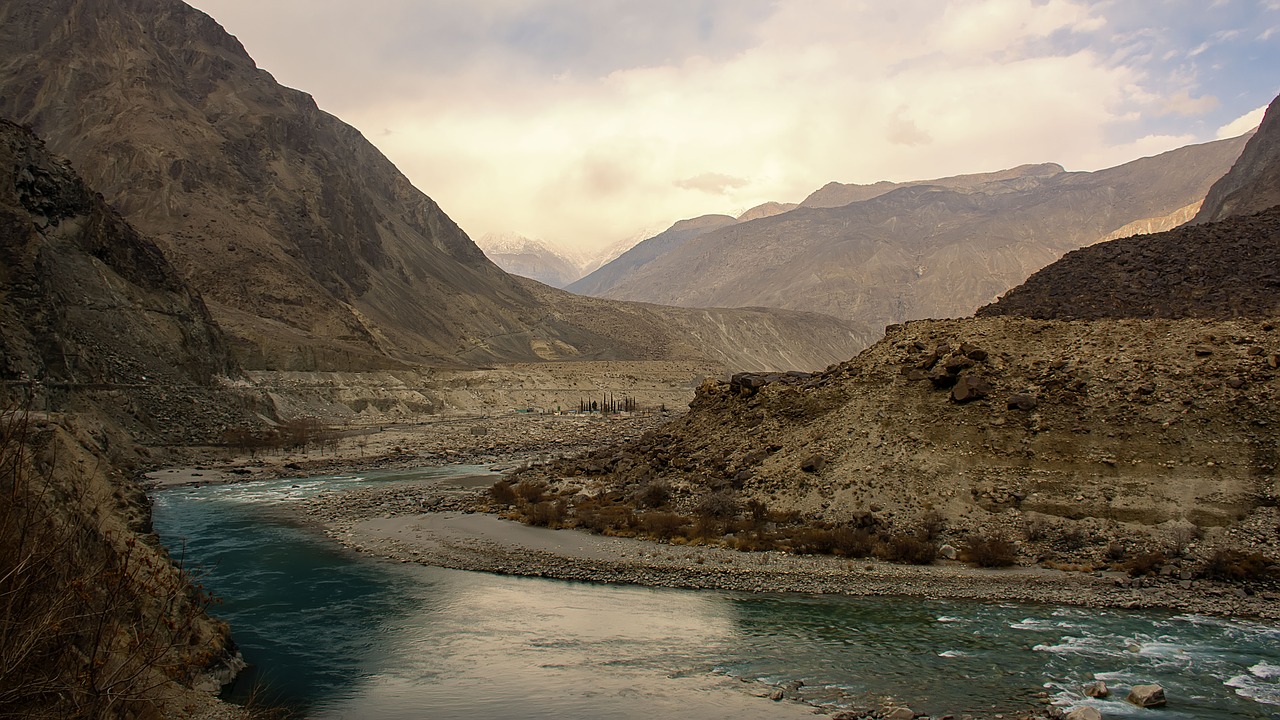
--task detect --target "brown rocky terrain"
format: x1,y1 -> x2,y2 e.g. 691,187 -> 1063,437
0,0 -> 863,373
977,206 -> 1280,320
0,119 -> 256,444
1194,93 -> 1280,223
567,214 -> 740,297
572,136 -> 1250,333
0,121 -> 244,717
511,316 -> 1280,583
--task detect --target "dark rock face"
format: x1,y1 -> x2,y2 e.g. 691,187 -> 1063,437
1194,93 -> 1280,223
0,119 -> 250,442
977,206 -> 1280,321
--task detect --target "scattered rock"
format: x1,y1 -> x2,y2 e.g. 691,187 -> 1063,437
951,375 -> 992,403
800,454 -> 828,473
1126,684 -> 1166,708
1006,393 -> 1038,411
1083,681 -> 1109,698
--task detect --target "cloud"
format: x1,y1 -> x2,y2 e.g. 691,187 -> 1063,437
187,0 -> 1280,253
675,172 -> 749,194
1217,103 -> 1269,138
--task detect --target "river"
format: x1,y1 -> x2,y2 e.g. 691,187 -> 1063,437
150,467 -> 1280,719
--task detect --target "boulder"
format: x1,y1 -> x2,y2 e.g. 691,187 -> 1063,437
800,454 -> 827,473
961,342 -> 989,361
1007,393 -> 1038,411
1126,684 -> 1166,708
882,707 -> 914,720
1065,707 -> 1103,720
951,375 -> 992,403
938,543 -> 958,560
1083,680 -> 1109,698
929,368 -> 959,389
944,355 -> 975,373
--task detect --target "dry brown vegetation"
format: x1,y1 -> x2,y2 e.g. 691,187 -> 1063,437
0,406 -> 237,719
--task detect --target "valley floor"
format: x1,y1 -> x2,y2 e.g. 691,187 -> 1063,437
146,410 -> 1279,621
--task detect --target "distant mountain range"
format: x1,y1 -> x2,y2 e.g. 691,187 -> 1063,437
570,136 -> 1251,334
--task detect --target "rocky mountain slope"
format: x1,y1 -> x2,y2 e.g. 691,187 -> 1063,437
532,113 -> 1280,575
0,119 -> 253,444
977,206 -> 1280,320
0,120 -> 244,719
574,137 -> 1250,333
1194,93 -> 1280,223
568,214 -> 739,297
798,162 -> 1065,209
0,0 -> 862,373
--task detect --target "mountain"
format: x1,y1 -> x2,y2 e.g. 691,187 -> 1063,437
574,136 -> 1251,332
798,163 -> 1065,208
0,117 -> 243,718
0,118 -> 254,443
476,233 -> 586,288
1193,93 -> 1280,223
737,201 -> 798,222
567,214 -> 740,297
976,206 -> 1280,320
0,0 -> 863,373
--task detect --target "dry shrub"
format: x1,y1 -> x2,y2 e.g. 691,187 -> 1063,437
695,491 -> 739,520
878,534 -> 937,565
918,510 -> 946,541
1201,550 -> 1274,582
575,502 -> 636,535
634,480 -> 671,509
638,512 -> 688,540
0,406 -> 231,719
514,479 -> 548,504
526,500 -> 568,528
960,535 -> 1018,568
488,479 -> 517,505
1125,551 -> 1167,577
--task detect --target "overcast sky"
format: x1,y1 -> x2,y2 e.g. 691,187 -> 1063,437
187,0 -> 1279,255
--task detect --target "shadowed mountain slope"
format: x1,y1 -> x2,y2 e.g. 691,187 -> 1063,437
0,0 -> 863,373
1194,93 -> 1280,223
567,214 -> 739,298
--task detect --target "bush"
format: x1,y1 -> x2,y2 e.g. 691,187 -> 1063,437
1201,550 -> 1274,582
879,534 -> 937,565
919,510 -> 946,541
515,479 -> 548,504
489,479 -> 517,505
960,535 -> 1018,568
638,511 -> 688,540
526,500 -> 567,528
1125,551 -> 1167,577
695,490 -> 739,520
634,480 -> 671,509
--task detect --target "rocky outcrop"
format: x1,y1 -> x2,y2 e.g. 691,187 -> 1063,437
541,316 -> 1280,568
0,119 -> 254,444
1194,93 -> 1280,223
977,206 -> 1280,321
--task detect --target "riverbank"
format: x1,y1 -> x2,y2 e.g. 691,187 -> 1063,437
142,411 -> 670,489
297,477 -> 1280,621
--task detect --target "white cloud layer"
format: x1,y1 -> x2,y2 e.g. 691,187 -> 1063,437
189,0 -> 1278,253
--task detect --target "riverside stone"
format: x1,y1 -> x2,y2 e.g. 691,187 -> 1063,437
1126,684 -> 1166,708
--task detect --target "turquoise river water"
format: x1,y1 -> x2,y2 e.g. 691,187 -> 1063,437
150,467 -> 1280,719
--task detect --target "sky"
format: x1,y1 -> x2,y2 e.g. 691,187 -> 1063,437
187,0 -> 1280,256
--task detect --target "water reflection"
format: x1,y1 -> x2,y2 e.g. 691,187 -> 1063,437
152,471 -> 1280,720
